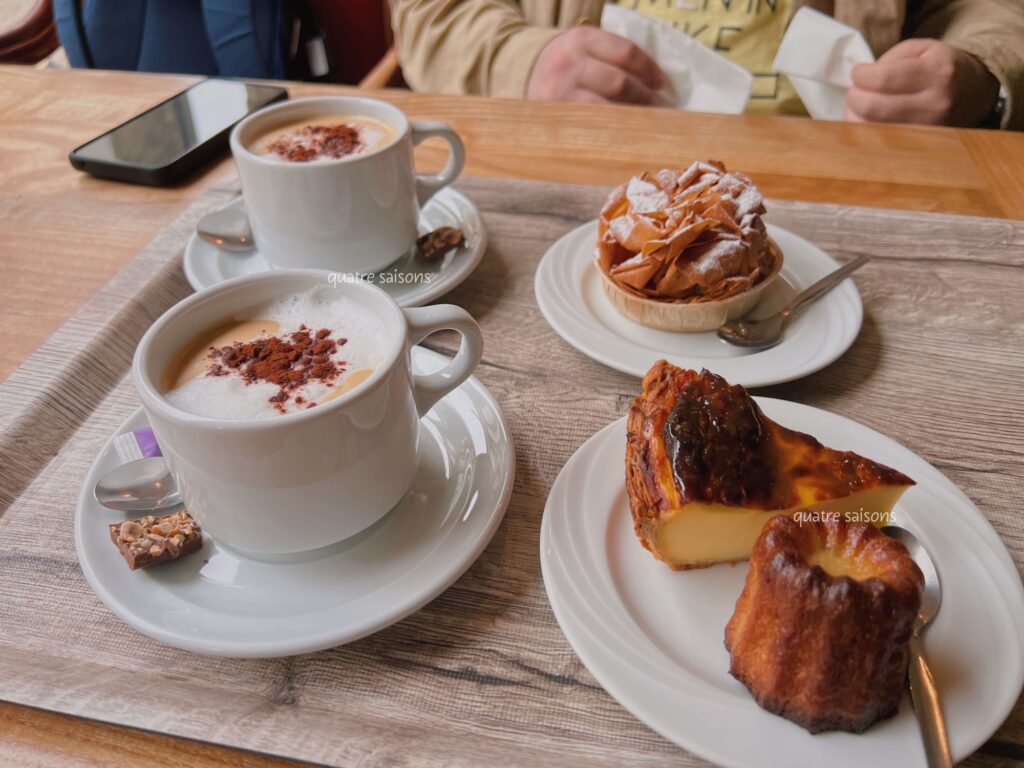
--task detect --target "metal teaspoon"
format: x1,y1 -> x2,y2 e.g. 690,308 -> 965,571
196,205 -> 254,252
94,457 -> 182,513
883,524 -> 952,768
717,254 -> 870,349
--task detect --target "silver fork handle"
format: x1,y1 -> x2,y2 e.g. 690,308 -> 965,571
781,254 -> 870,322
909,633 -> 953,768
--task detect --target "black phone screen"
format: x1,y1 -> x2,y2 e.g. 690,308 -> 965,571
72,79 -> 286,169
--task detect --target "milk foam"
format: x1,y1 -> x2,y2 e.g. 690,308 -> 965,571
165,287 -> 387,420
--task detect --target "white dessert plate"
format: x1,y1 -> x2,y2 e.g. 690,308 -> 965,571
184,187 -> 487,306
76,347 -> 514,658
534,221 -> 862,386
541,407 -> 1024,768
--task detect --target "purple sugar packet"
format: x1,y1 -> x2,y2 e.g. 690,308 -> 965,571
112,428 -> 162,464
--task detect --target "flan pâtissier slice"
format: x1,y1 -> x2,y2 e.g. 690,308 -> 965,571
625,362 -> 914,570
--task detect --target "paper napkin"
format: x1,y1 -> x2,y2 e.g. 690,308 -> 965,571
601,4 -> 753,115
772,7 -> 875,121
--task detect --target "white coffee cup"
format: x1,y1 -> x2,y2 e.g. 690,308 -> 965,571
132,270 -> 483,556
230,96 -> 465,273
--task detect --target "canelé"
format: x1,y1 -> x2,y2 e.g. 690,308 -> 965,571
725,515 -> 923,733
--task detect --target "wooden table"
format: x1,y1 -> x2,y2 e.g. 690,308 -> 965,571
1,64 -> 1022,767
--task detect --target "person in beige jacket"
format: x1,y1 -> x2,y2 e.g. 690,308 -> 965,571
392,0 -> 1022,130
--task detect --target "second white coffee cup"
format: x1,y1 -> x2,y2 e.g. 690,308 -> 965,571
230,96 -> 465,274
132,270 -> 483,555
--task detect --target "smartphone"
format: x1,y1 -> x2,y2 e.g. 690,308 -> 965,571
69,79 -> 288,186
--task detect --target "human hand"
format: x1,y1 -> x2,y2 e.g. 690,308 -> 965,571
844,38 -> 999,127
526,26 -> 666,105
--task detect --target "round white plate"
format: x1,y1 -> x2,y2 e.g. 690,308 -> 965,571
184,187 -> 487,307
541,408 -> 1024,768
534,221 -> 863,386
76,347 -> 514,658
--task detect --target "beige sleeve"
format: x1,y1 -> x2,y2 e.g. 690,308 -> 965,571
392,0 -> 561,99
907,0 -> 1024,130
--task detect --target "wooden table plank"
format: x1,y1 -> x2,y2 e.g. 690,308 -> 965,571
0,702 -> 305,768
1,65 -> 1023,384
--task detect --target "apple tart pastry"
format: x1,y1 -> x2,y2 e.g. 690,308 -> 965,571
596,161 -> 782,331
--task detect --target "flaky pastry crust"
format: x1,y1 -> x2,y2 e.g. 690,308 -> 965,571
596,161 -> 775,303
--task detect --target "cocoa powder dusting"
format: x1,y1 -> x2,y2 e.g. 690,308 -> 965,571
207,325 -> 348,412
268,125 -> 363,162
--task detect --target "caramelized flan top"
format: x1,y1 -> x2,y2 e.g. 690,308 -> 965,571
651,366 -> 913,514
663,370 -> 774,507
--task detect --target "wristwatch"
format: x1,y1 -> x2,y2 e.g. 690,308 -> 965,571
983,85 -> 1008,129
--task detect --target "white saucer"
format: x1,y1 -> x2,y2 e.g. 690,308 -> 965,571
541,408 -> 1024,768
535,221 -> 862,386
76,347 -> 514,658
184,187 -> 487,307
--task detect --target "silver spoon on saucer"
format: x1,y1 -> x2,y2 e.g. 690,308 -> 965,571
718,254 -> 870,349
94,457 -> 182,512
196,206 -> 254,252
883,524 -> 952,768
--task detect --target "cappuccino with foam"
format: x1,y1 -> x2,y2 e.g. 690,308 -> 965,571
248,115 -> 396,163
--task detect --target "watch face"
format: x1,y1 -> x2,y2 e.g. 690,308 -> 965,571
983,86 -> 1007,129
